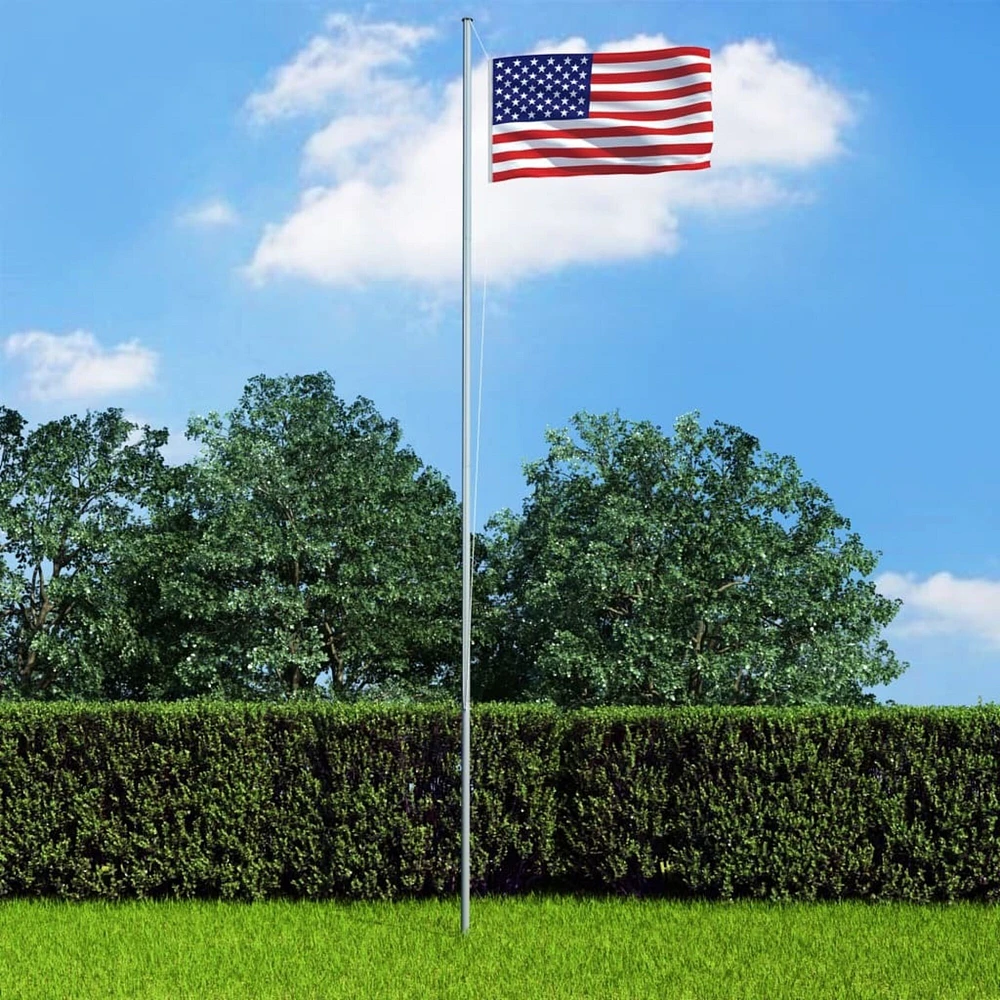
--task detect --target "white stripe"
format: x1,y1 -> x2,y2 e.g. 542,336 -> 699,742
589,94 -> 712,114
590,90 -> 712,114
589,71 -> 712,93
495,133 -> 712,154
492,110 -> 714,137
493,151 -> 712,173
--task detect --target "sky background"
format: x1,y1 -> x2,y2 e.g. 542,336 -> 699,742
1,1 -> 998,708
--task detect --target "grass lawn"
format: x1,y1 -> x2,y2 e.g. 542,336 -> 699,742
0,893 -> 997,999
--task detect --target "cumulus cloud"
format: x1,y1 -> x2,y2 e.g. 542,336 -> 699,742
161,434 -> 204,466
710,40 -> 853,169
246,13 -> 436,122
3,330 -> 158,401
877,571 -> 1000,649
177,198 -> 239,227
125,413 -> 204,465
243,16 -> 857,288
302,113 -> 413,178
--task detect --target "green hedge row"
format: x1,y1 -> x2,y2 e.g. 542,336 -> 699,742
0,702 -> 997,904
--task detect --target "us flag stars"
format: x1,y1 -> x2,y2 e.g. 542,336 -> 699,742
492,53 -> 594,124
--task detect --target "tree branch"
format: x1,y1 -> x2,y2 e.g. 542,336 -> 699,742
692,619 -> 707,654
321,619 -> 345,688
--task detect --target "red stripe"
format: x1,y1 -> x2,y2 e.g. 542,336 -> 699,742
589,101 -> 713,122
492,161 -> 711,181
591,63 -> 711,85
592,47 -> 711,63
493,142 -> 712,163
492,121 -> 714,145
590,82 -> 712,103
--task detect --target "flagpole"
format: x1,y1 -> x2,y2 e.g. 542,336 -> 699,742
460,14 -> 473,936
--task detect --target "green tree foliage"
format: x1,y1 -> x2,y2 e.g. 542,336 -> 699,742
110,373 -> 462,702
474,411 -> 907,708
2,385 -> 909,711
0,406 -> 168,699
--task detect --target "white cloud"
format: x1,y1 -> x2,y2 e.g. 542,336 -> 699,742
177,198 -> 239,227
302,113 -> 412,178
245,13 -> 436,122
123,413 -> 202,466
877,571 -> 1000,648
3,330 -> 158,401
161,434 -> 203,466
711,40 -> 853,169
244,17 -> 857,288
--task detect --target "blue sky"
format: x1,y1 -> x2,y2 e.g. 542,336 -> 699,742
2,2 -> 998,707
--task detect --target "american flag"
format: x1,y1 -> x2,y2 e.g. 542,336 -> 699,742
489,47 -> 713,182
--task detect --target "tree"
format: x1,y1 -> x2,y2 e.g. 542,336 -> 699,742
114,373 -> 462,701
0,406 -> 168,700
474,410 -> 907,708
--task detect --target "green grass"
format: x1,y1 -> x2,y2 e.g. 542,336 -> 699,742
1,893 -> 997,999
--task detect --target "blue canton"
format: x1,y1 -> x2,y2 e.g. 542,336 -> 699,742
492,53 -> 594,126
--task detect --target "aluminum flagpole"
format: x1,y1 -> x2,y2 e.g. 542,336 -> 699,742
460,14 -> 473,937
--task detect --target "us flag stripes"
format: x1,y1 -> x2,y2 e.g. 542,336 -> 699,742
489,46 -> 713,182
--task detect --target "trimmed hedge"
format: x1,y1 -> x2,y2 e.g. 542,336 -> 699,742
0,701 -> 998,904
